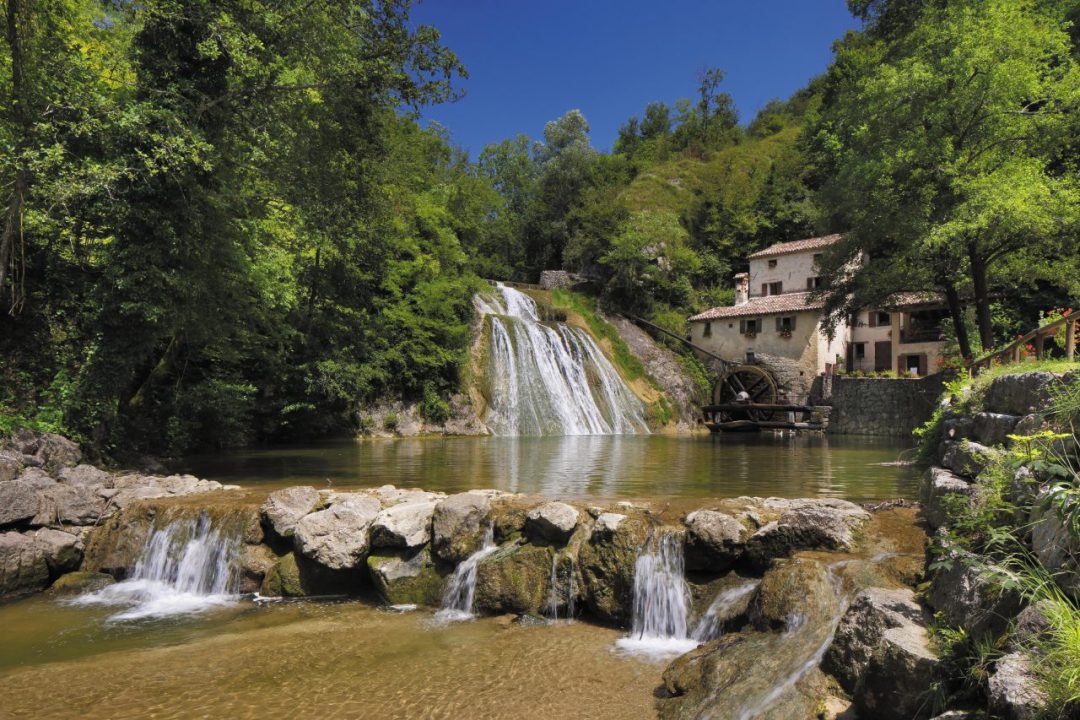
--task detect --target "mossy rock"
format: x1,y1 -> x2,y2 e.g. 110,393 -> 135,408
260,552 -> 305,597
748,558 -> 835,631
578,512 -> 652,625
367,547 -> 444,606
473,542 -> 553,615
47,571 -> 116,596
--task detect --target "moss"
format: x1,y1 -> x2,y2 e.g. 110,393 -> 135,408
366,548 -> 445,606
473,542 -> 554,615
47,571 -> 116,596
261,552 -> 305,597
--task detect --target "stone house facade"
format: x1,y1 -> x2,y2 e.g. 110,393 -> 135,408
688,235 -> 948,399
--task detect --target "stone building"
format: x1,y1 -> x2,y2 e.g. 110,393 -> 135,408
688,235 -> 948,400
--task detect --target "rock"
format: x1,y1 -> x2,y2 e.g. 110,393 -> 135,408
261,486 -> 322,540
984,372 -> 1058,416
748,558 -> 836,631
824,587 -> 939,720
56,464 -> 111,487
578,511 -> 651,624
941,417 -> 974,443
34,433 -> 82,472
32,527 -> 83,574
1029,502 -> 1080,596
524,501 -> 579,545
684,509 -> 747,572
260,552 -> 304,597
359,485 -> 445,509
1009,601 -> 1053,650
47,570 -> 116,596
1012,413 -> 1045,437
369,500 -> 437,549
987,652 -> 1048,720
594,512 -> 626,533
972,412 -> 1021,447
489,493 -> 545,541
293,494 -> 381,570
367,547 -> 444,606
0,452 -> 21,483
941,441 -> 998,479
922,467 -> 974,530
473,542 -> 554,615
0,478 -> 43,527
238,544 -> 276,594
0,531 -> 50,598
928,712 -> 986,720
31,484 -> 107,527
745,499 -> 870,564
432,492 -> 492,563
80,507 -> 156,576
926,542 -> 1021,640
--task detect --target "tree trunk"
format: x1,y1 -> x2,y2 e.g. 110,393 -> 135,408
942,280 -> 972,360
2,0 -> 28,309
967,240 -> 995,350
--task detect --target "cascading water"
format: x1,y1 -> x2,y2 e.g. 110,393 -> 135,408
690,580 -> 760,642
434,524 -> 498,623
72,513 -> 241,621
544,554 -> 576,622
477,283 -> 649,436
615,531 -> 698,657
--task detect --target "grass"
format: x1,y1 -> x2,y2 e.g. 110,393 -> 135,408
549,288 -> 653,386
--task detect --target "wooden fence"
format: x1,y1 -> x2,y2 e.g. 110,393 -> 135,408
968,309 -> 1077,374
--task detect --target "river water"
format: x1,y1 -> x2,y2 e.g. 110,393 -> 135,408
0,434 -> 919,719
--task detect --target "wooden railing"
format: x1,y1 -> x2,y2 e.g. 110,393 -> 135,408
968,309 -> 1077,374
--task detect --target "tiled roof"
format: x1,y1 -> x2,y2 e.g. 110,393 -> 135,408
748,234 -> 842,260
689,292 -> 825,321
882,291 -> 947,310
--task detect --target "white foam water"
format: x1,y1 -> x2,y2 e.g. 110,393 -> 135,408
71,513 -> 241,622
615,531 -> 698,658
433,524 -> 498,623
690,580 -> 760,642
477,283 -> 649,437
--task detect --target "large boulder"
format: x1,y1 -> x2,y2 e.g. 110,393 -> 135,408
0,478 -> 43,527
524,502 -> 579,545
683,509 -> 747,572
260,552 -> 305,597
1029,503 -> 1080,596
922,467 -> 974,530
293,494 -> 380,570
984,372 -> 1058,416
940,441 -> 999,479
489,493 -> 545,542
367,547 -> 444,606
0,531 -> 50,598
238,544 -> 276,594
33,433 -> 82,472
987,652 -> 1048,720
369,500 -> 437,549
432,492 -> 492,563
972,412 -> 1021,447
748,558 -> 836,631
56,464 -> 112,487
745,499 -> 870,565
0,452 -> 21,483
260,486 -> 322,540
31,527 -> 84,574
473,542 -> 554,615
578,511 -> 651,624
31,484 -> 107,527
926,541 -> 1021,640
823,587 -> 940,720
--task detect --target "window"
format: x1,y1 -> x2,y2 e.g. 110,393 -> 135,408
806,276 -> 821,290
764,281 -> 782,296
740,318 -> 761,334
854,342 -> 866,360
703,321 -> 712,338
768,259 -> 778,268
877,311 -> 891,327
813,253 -> 822,265
775,316 -> 796,332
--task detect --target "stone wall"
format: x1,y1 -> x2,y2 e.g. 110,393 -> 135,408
539,270 -> 585,290
826,375 -> 944,436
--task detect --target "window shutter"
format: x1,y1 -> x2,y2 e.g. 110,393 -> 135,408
789,316 -> 796,330
807,278 -> 813,290
868,312 -> 876,328
775,317 -> 782,331
762,283 -> 768,296
740,319 -> 746,333
918,354 -> 928,376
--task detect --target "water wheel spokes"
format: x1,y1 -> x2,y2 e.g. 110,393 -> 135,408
711,365 -> 778,423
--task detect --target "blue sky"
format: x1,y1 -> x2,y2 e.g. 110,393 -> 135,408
410,1 -> 860,155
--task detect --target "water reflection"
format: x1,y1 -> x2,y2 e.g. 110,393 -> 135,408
183,434 -> 918,503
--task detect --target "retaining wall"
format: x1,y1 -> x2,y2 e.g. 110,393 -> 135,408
826,375 -> 944,437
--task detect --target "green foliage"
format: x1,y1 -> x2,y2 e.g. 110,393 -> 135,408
420,383 -> 451,425
549,288 -> 650,385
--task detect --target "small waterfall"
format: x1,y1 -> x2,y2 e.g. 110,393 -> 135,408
434,525 -> 498,623
690,580 -> 759,642
615,531 -> 698,657
72,513 -> 241,621
477,283 -> 649,436
544,554 -> 576,622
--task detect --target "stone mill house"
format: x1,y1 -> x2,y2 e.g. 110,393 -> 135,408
688,234 -> 949,402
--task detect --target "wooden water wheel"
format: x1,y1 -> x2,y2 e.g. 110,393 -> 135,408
710,364 -> 778,425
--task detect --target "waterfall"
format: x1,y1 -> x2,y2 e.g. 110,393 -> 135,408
434,524 -> 498,623
72,513 -> 241,621
615,531 -> 698,657
690,580 -> 759,642
544,554 -> 576,622
477,283 -> 649,436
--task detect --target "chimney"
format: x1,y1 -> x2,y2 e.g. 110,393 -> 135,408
734,272 -> 749,306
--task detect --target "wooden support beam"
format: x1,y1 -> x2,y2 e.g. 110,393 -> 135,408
1067,319 -> 1076,362
1035,334 -> 1045,360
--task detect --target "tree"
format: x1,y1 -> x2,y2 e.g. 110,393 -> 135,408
811,0 -> 1080,354
600,209 -> 699,315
